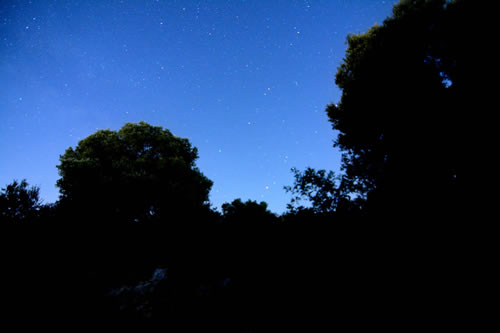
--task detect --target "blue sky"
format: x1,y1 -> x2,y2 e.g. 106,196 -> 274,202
0,0 -> 398,214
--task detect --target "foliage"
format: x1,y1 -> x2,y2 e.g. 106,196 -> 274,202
284,167 -> 359,214
325,0 -> 464,214
221,198 -> 278,226
56,121 -> 213,223
0,179 -> 42,223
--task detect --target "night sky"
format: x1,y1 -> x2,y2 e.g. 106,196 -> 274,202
1,0 -> 398,214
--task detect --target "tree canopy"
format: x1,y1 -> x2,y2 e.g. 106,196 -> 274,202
325,0 -> 465,215
56,121 -> 213,224
221,198 -> 278,226
284,167 -> 362,215
0,179 -> 42,223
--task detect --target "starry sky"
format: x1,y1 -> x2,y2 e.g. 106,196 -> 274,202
0,0 -> 398,214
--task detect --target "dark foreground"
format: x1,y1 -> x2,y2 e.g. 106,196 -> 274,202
1,215 -> 459,331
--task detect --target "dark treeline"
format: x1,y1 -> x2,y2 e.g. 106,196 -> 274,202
1,177 -> 355,331
1,0 -> 467,330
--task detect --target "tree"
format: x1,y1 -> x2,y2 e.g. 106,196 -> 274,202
56,121 -> 213,224
221,198 -> 278,226
284,167 -> 361,215
52,122 -> 216,314
0,179 -> 42,223
326,0 -> 466,215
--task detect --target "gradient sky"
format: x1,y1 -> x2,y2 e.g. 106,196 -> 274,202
1,0 -> 398,214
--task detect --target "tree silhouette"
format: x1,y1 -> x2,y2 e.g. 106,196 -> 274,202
0,179 -> 42,223
284,167 -> 362,215
56,121 -> 213,225
51,122 -> 216,322
325,0 -> 465,216
221,198 -> 278,226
